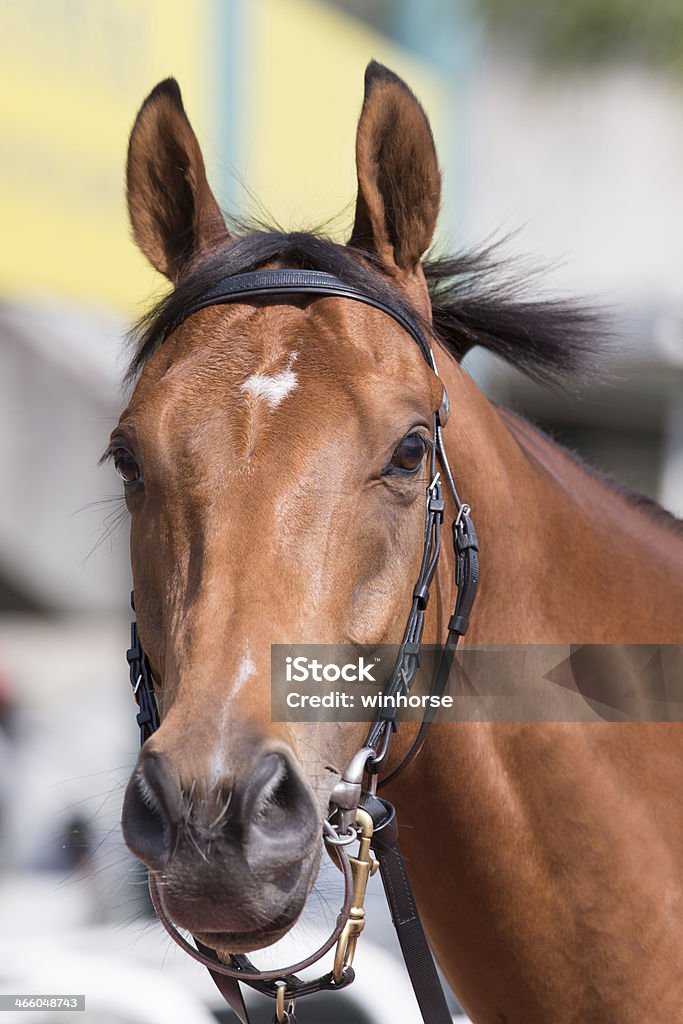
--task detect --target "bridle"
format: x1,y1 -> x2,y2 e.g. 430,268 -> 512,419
125,269 -> 479,1023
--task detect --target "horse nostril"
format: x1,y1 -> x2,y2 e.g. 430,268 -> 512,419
243,752 -> 319,860
121,750 -> 179,869
248,754 -> 291,827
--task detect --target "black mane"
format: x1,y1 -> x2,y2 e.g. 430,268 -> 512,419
127,229 -> 605,386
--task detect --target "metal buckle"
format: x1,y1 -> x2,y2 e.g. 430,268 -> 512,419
438,385 -> 450,427
328,746 -> 375,836
454,502 -> 471,529
427,472 -> 444,516
332,808 -> 378,984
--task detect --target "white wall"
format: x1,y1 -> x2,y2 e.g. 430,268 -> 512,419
460,57 -> 683,317
0,302 -> 131,611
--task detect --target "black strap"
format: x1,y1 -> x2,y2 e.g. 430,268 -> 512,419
365,431 -> 445,755
378,507 -> 479,789
199,947 -> 355,1024
200,958 -> 249,1024
361,793 -> 453,1024
126,593 -> 159,744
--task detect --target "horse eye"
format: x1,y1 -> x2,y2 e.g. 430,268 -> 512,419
113,448 -> 141,484
389,433 -> 427,473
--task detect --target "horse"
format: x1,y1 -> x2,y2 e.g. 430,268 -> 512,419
114,63 -> 683,1022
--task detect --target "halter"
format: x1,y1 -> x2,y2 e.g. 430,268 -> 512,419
125,269 -> 479,1024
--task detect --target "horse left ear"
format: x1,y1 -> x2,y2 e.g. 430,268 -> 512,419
127,78 -> 229,282
349,61 -> 441,277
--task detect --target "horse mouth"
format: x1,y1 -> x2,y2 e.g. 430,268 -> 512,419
150,845 -> 319,954
194,920 -> 298,955
190,889 -> 313,954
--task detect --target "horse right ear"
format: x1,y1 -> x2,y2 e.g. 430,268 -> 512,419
126,79 -> 229,282
349,62 -> 441,278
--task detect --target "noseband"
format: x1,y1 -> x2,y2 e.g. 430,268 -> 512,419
125,269 -> 479,1024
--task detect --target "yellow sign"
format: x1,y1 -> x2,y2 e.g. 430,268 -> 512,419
240,0 -> 448,240
0,0 -> 450,315
0,0 -> 216,314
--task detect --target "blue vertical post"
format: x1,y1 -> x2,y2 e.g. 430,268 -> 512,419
213,0 -> 248,214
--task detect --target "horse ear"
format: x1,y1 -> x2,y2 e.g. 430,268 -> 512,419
349,62 -> 441,276
127,79 -> 229,282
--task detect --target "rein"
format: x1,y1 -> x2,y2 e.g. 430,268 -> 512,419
125,269 -> 479,1023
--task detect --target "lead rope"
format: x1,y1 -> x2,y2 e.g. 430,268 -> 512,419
362,794 -> 453,1024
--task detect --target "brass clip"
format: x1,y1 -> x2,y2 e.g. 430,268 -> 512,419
274,980 -> 295,1023
333,807 -> 379,984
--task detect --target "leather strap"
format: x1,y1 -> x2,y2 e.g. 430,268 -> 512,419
378,506 -> 479,789
364,425 -> 444,756
126,594 -> 159,744
361,793 -> 453,1024
200,959 -> 249,1024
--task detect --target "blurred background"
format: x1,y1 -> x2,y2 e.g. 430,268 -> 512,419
1,1 -> 682,1021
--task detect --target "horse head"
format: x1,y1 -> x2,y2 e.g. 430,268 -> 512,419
117,64 -> 449,954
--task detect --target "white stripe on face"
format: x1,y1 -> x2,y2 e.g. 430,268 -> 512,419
211,650 -> 257,782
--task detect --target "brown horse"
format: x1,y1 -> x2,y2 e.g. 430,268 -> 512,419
115,64 -> 683,1022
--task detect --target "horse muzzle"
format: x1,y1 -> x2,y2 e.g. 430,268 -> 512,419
121,743 -> 321,947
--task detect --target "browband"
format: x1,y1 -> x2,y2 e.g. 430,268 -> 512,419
164,268 -> 437,370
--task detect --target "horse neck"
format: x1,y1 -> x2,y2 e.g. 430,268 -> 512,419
434,353 -> 683,645
388,355 -> 683,1020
